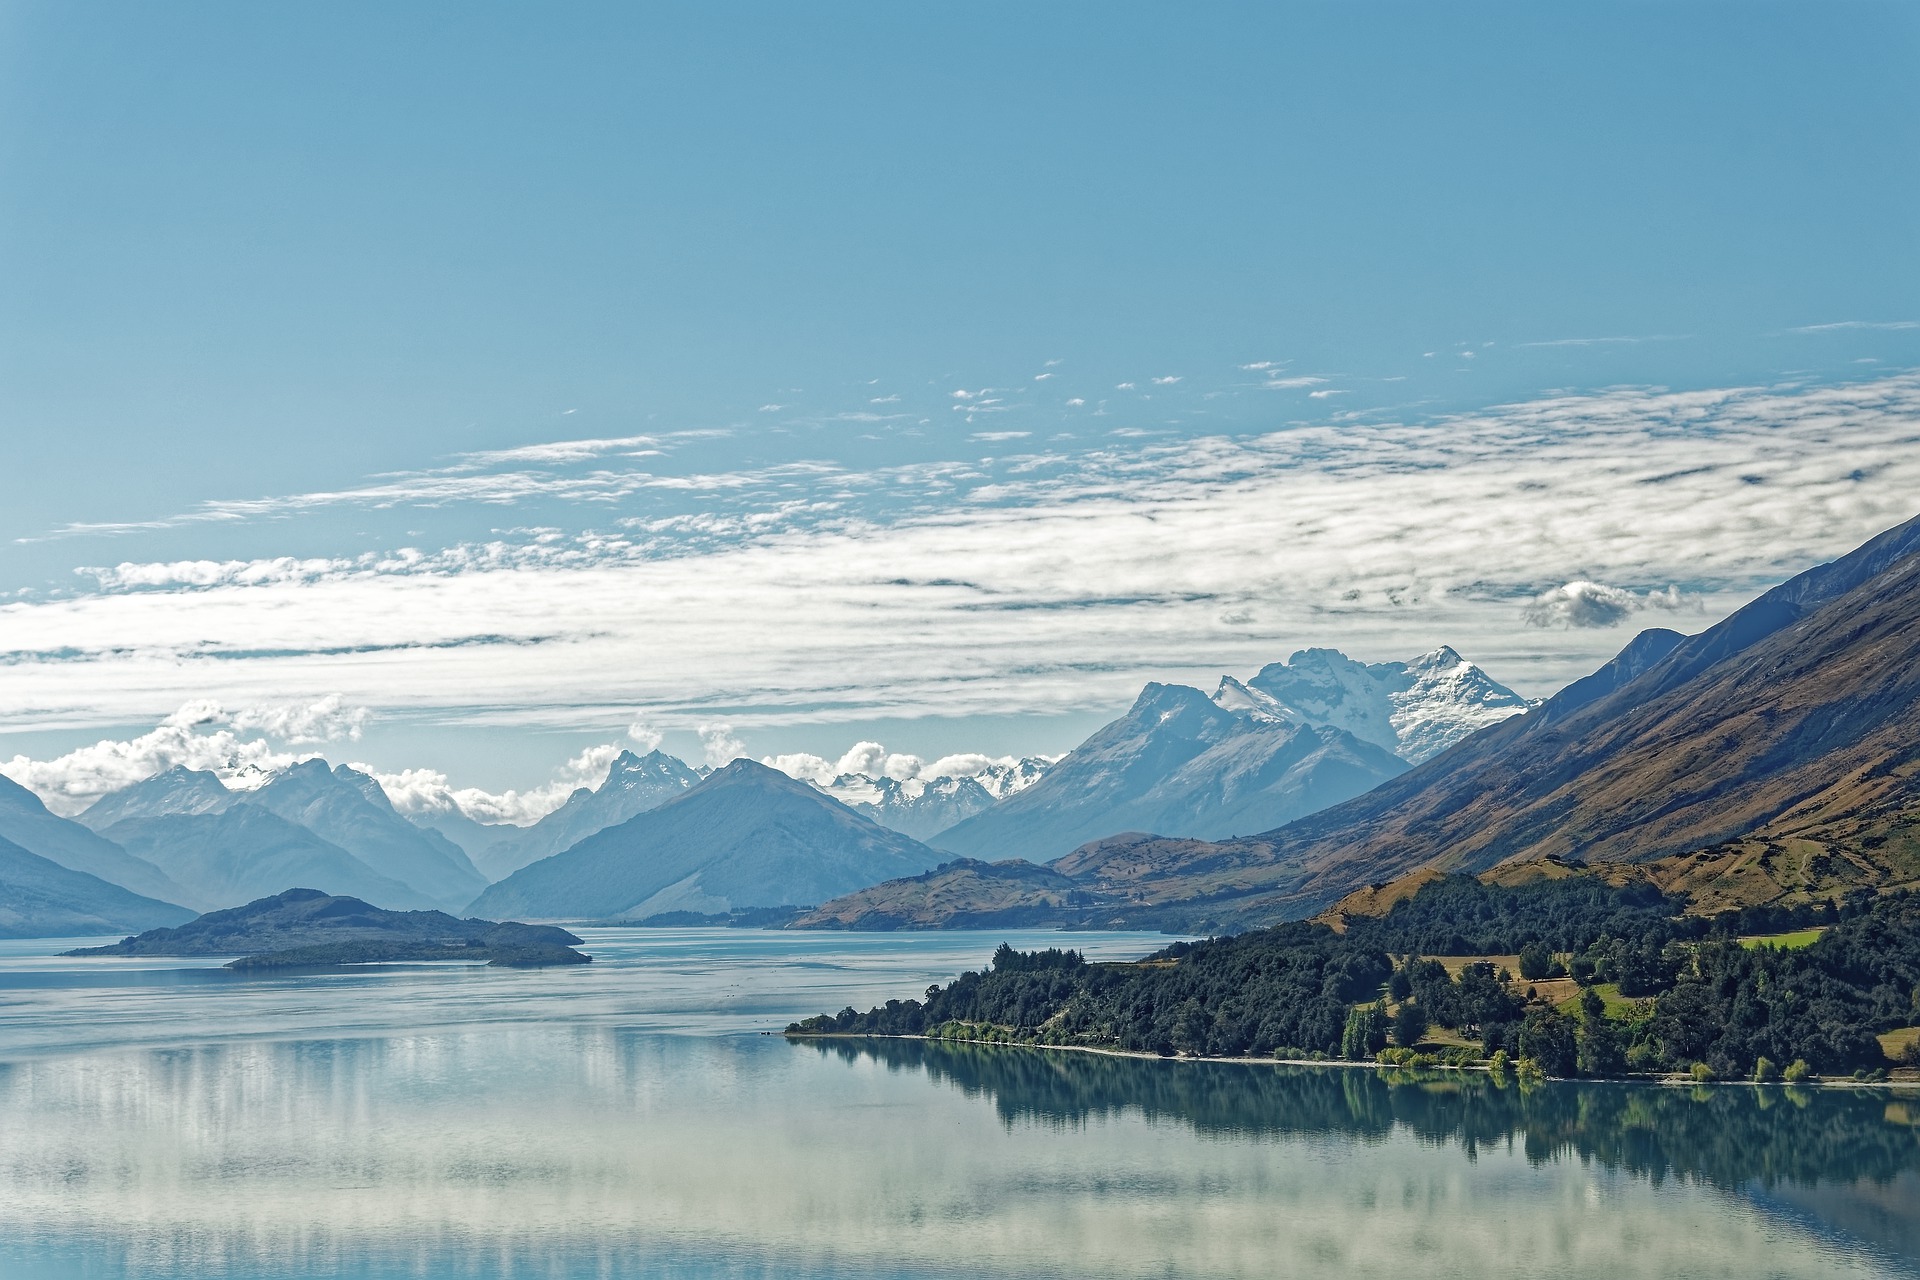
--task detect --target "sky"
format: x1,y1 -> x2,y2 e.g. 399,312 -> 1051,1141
1,2 -> 1917,819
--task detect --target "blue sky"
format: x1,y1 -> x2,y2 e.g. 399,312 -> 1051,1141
1,3 -> 1917,816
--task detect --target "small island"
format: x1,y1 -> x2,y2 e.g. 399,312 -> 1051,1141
67,887 -> 592,969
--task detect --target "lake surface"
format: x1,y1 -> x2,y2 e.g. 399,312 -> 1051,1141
0,927 -> 1915,1279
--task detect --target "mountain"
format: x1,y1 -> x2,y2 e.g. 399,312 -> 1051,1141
931,682 -> 1408,861
236,761 -> 488,911
99,806 -> 431,913
1231,646 -> 1532,764
0,772 -> 191,906
818,774 -> 997,841
791,857 -> 1094,930
68,887 -> 588,967
0,834 -> 195,938
450,750 -> 702,881
408,806 -> 524,870
469,759 -> 946,921
809,757 -> 1056,841
1060,510 -> 1920,924
77,765 -> 235,830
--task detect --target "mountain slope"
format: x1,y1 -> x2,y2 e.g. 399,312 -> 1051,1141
101,806 -> 431,912
237,761 -> 487,910
0,773 -> 191,906
1062,510 -> 1920,922
469,760 -> 946,920
457,750 -> 702,881
0,834 -> 195,938
77,766 -> 235,830
932,683 -> 1407,861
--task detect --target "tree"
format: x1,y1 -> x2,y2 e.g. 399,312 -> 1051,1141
1342,1002 -> 1389,1060
1577,1006 -> 1626,1076
1518,942 -> 1554,981
1518,1006 -> 1579,1077
1392,1000 -> 1428,1049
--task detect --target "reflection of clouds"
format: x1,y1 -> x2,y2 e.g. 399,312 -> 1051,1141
2,376 -> 1917,738
0,1028 -> 1889,1280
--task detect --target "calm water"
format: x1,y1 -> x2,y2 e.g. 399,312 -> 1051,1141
0,928 -> 1914,1279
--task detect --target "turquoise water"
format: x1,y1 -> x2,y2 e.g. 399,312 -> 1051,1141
0,928 -> 1914,1279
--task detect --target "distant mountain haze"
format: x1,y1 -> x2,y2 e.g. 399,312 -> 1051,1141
101,806 -> 431,914
0,772 -> 191,907
442,750 -> 702,881
77,765 -> 235,829
0,834 -> 195,938
469,760 -> 947,921
235,761 -> 487,912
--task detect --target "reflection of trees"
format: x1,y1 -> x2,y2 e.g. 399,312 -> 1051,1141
807,1039 -> 1920,1191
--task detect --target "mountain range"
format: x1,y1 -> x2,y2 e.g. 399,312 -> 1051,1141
805,510 -> 1920,930
470,760 -> 947,921
0,834 -> 192,938
931,647 -> 1527,862
78,761 -> 487,914
417,749 -> 703,880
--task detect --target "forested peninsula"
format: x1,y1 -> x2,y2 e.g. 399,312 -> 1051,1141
789,872 -> 1920,1082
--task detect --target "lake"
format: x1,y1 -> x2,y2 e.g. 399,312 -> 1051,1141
0,927 -> 1914,1279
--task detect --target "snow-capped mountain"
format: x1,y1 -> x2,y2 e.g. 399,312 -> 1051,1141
421,749 -> 703,881
811,757 -> 1056,840
1229,646 -> 1532,764
931,646 -> 1526,861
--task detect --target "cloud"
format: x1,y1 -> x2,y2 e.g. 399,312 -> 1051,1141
627,722 -> 664,753
1151,376 -> 1182,386
1516,335 -> 1691,348
971,431 -> 1031,442
0,375 -> 1915,738
1263,376 -> 1327,390
1065,398 -> 1086,407
1788,320 -> 1918,333
698,723 -> 746,767
367,741 -> 628,825
1308,389 -> 1346,399
1522,581 -> 1696,629
0,696 -> 368,814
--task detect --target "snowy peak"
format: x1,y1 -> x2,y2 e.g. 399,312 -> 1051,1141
78,766 -> 234,831
1243,646 -> 1530,764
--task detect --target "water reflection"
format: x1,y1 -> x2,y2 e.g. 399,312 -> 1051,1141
814,1037 -> 1920,1193
0,1027 -> 1912,1279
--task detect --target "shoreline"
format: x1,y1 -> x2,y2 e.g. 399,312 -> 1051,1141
785,1030 -> 1920,1089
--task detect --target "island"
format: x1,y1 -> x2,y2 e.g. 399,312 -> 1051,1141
66,887 -> 592,969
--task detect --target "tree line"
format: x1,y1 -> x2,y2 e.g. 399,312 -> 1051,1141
789,874 -> 1919,1078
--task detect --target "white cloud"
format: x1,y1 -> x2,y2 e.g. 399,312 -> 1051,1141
0,696 -> 368,814
698,723 -> 746,767
0,376 -> 1915,740
1263,376 -> 1327,390
1152,376 -> 1182,386
1522,581 -> 1697,629
366,741 -> 627,825
1788,320 -> 1918,333
1065,398 -> 1086,407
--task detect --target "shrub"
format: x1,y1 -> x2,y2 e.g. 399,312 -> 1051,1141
1783,1058 -> 1812,1082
